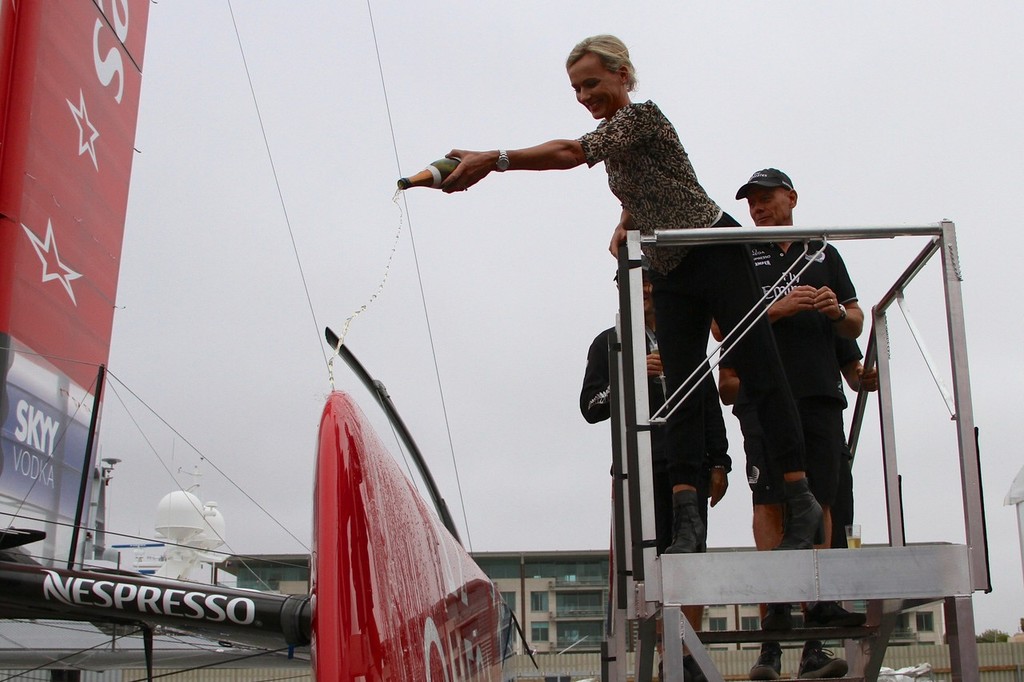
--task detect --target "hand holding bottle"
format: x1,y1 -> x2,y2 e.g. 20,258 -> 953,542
397,157 -> 460,190
440,149 -> 499,193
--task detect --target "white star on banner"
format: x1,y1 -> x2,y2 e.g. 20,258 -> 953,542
67,89 -> 99,170
22,219 -> 83,306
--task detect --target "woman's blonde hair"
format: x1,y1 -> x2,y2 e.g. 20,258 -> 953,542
566,34 -> 637,92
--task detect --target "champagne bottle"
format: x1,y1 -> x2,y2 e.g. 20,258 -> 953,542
397,157 -> 460,190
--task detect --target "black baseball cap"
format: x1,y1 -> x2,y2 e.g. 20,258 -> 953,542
735,168 -> 795,200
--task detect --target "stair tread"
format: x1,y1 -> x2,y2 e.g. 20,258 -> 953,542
695,625 -> 876,644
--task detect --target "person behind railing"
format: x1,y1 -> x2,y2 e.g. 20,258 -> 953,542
441,34 -> 820,558
580,268 -> 729,682
833,340 -> 879,551
717,168 -> 865,680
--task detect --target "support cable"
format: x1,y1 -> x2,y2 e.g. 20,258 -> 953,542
223,0 -> 474,550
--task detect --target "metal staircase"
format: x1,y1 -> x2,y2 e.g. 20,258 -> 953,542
602,222 -> 988,682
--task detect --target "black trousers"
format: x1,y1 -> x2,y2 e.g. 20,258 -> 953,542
650,216 -> 805,488
830,446 -> 855,548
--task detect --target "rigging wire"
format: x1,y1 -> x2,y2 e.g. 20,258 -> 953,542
124,646 -> 301,682
100,382 -> 286,596
0,346 -> 303,594
221,0 -> 451,545
363,0 -> 474,551
0,347 -> 302,591
0,619 -> 304,682
225,0 -> 325,369
105,370 -> 309,554
1,508 -> 308,572
0,623 -> 148,682
222,0 -> 476,549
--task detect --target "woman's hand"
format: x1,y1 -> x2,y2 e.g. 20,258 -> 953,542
608,209 -> 635,256
609,223 -> 629,255
441,149 -> 496,193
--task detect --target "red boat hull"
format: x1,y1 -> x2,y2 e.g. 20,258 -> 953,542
312,391 -> 506,681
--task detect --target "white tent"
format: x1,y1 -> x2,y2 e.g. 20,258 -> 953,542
1004,465 -> 1024,588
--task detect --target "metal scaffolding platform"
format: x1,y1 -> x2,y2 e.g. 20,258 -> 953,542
603,222 -> 988,682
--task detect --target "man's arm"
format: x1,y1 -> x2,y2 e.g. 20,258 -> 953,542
840,359 -> 879,393
580,329 -> 615,424
813,287 -> 864,338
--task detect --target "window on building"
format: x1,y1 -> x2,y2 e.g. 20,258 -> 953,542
500,591 -> 516,612
741,616 -> 760,631
524,559 -> 607,585
709,617 -> 727,632
474,557 -> 521,580
556,621 -> 604,649
530,591 -> 549,612
531,622 -> 549,643
916,611 -> 935,632
233,559 -> 310,591
555,591 -> 604,616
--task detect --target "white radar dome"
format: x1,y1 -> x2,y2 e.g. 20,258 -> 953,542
190,501 -> 226,551
155,490 -> 206,544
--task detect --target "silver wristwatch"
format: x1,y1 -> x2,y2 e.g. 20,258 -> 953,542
496,149 -> 510,172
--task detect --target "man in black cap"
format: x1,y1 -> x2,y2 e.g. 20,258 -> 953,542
721,169 -> 865,680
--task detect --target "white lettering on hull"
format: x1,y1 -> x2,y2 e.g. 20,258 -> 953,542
42,570 -> 256,625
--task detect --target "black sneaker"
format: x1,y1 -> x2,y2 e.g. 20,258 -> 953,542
749,641 -> 782,680
798,640 -> 848,678
804,601 -> 866,628
762,603 -> 794,631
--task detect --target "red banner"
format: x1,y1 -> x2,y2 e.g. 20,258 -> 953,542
0,0 -> 150,388
0,0 -> 150,563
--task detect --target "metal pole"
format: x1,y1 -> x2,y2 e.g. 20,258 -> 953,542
68,364 -> 105,570
647,223 -> 943,247
615,236 -> 657,585
871,312 -> 906,547
938,220 -> 990,591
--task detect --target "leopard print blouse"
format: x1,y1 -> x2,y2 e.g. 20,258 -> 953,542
578,100 -> 721,274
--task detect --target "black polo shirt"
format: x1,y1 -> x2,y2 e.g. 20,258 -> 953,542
726,240 -> 857,406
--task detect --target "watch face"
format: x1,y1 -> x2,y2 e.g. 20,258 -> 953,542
497,151 -> 510,171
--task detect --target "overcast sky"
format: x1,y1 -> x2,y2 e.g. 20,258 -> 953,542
100,1 -> 1024,636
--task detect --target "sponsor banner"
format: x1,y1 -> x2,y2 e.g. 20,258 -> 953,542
43,569 -> 258,625
0,561 -> 311,648
1,340 -> 94,562
0,0 -> 150,389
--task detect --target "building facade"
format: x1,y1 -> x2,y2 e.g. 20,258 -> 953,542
473,550 -> 610,654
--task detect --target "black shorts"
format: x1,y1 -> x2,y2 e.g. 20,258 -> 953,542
738,397 -> 844,507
